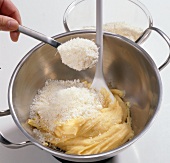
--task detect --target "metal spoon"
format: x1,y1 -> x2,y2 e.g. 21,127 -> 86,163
91,0 -> 115,102
18,25 -> 99,71
18,25 -> 61,48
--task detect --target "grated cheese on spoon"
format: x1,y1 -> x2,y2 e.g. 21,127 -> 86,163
57,38 -> 99,71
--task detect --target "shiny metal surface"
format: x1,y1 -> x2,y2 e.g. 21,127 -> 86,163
136,26 -> 170,70
63,0 -> 153,44
0,132 -> 32,149
0,109 -> 10,117
18,25 -> 61,48
3,30 -> 163,162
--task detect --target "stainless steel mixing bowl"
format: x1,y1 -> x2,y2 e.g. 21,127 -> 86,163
0,30 -> 170,162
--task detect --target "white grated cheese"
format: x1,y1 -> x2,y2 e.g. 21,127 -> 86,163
83,22 -> 143,41
57,38 -> 99,71
30,79 -> 103,131
102,22 -> 143,41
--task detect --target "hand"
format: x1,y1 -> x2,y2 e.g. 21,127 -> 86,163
0,0 -> 21,41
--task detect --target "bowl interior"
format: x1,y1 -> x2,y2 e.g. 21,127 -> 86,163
9,31 -> 161,160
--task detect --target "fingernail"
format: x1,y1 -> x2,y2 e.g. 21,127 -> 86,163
7,20 -> 18,30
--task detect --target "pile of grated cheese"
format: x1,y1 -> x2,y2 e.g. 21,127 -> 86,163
30,79 -> 103,131
102,22 -> 143,41
83,22 -> 143,41
57,37 -> 99,71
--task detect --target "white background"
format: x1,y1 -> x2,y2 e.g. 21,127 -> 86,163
0,0 -> 170,162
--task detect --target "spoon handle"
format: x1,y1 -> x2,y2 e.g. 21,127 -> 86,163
95,0 -> 104,77
18,25 -> 61,48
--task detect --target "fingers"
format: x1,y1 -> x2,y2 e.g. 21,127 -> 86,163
0,0 -> 21,24
10,31 -> 20,42
0,0 -> 21,41
0,15 -> 19,31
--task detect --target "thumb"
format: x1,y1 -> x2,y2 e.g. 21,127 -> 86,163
0,15 -> 19,31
